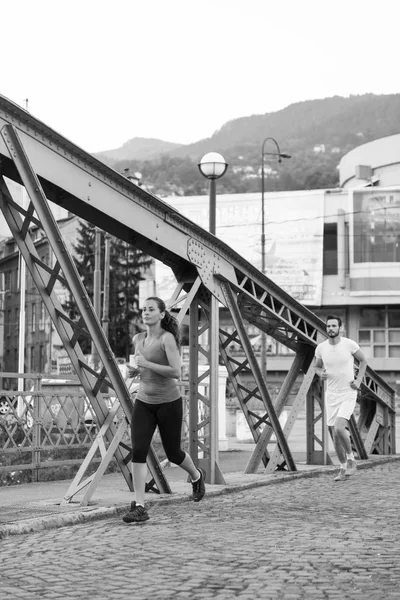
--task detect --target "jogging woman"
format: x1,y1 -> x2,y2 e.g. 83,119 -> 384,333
122,296 -> 206,523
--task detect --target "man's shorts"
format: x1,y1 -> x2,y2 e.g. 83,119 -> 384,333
326,391 -> 357,427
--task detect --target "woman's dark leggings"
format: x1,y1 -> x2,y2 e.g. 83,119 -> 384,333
131,397 -> 186,465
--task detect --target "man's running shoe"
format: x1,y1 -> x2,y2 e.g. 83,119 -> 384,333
122,501 -> 150,523
345,459 -> 357,476
334,467 -> 348,482
191,467 -> 206,502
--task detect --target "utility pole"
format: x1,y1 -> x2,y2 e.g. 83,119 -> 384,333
17,98 -> 29,411
260,137 -> 291,381
102,233 -> 111,338
91,227 -> 102,370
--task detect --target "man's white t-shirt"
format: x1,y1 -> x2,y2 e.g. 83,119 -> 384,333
315,337 -> 360,404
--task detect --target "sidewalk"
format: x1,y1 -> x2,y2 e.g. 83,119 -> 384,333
1,440 -> 399,539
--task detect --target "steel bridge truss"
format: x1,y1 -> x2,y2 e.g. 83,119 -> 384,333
0,99 -> 396,505
0,125 -> 171,504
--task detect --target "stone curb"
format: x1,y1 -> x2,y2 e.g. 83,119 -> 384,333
1,455 -> 399,539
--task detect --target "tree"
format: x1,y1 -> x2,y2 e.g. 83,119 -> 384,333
63,220 -> 152,359
62,220 -> 96,355
107,236 -> 152,358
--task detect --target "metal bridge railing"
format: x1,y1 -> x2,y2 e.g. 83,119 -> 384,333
0,373 -> 205,485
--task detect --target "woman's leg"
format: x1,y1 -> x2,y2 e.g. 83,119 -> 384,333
132,463 -> 148,507
157,398 -> 200,480
179,452 -> 201,480
131,400 -> 157,506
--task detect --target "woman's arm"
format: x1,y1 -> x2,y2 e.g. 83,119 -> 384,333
135,332 -> 181,379
125,334 -> 140,379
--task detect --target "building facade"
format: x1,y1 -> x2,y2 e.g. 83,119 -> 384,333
0,215 -> 80,382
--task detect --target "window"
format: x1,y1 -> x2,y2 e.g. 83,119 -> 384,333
10,269 -> 17,291
5,271 -> 11,292
358,306 -> 400,358
39,345 -> 46,372
344,222 -> 350,274
39,302 -> 45,330
323,223 -> 338,275
13,268 -> 19,291
14,308 -> 19,337
30,347 -> 36,371
354,191 -> 400,263
360,307 -> 385,328
388,307 -> 400,328
31,303 -> 36,332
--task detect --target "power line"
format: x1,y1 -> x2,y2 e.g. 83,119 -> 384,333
216,204 -> 400,229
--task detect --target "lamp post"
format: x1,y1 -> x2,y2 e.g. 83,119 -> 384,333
198,152 -> 228,235
198,152 -> 228,484
260,138 -> 291,379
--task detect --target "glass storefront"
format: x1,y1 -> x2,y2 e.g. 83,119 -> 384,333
354,190 -> 400,263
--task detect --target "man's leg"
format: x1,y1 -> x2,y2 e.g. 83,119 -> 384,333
333,417 -> 357,476
333,417 -> 352,457
329,421 -> 348,481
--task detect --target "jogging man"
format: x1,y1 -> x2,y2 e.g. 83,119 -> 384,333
314,315 -> 368,481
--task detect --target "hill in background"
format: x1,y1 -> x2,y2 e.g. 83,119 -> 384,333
95,137 -> 182,166
94,94 -> 400,197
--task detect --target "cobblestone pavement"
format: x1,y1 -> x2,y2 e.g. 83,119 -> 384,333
1,462 -> 399,600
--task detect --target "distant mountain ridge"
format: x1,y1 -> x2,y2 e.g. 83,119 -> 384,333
95,137 -> 182,165
95,94 -> 400,164
93,94 -> 400,196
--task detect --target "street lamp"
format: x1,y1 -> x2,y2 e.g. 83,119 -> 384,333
198,152 -> 228,484
260,137 -> 291,379
198,152 -> 228,234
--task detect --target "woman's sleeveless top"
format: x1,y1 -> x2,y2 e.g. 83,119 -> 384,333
133,331 -> 180,404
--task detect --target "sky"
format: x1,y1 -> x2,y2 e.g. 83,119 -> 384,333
1,0 -> 399,153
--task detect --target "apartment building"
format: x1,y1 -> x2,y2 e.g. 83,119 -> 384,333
0,214 -> 79,379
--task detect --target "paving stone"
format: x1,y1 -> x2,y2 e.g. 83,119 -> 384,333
1,462 -> 400,599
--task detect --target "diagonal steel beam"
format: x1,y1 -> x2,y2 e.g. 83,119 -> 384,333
265,361 -> 320,473
245,350 -> 308,473
220,280 -> 297,472
219,326 -> 272,467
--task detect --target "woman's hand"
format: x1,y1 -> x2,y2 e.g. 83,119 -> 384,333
135,351 -> 149,369
125,364 -> 139,378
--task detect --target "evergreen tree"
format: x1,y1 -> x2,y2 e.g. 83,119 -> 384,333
62,220 -> 96,355
107,236 -> 151,358
63,220 -> 152,359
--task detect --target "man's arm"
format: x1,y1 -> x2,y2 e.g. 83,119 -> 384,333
351,348 -> 368,390
314,356 -> 327,380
